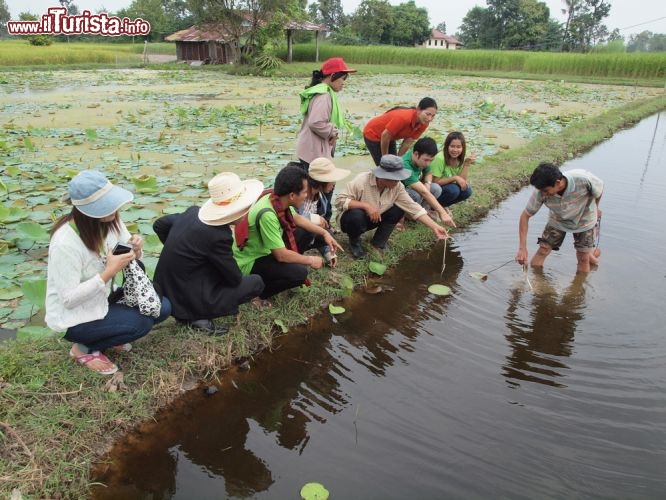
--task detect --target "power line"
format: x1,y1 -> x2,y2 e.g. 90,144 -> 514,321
617,16 -> 666,32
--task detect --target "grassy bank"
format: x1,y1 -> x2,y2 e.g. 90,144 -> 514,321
1,91 -> 664,498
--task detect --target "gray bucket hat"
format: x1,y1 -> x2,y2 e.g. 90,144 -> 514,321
373,154 -> 411,181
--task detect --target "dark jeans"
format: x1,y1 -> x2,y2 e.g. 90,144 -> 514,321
251,254 -> 309,299
64,297 -> 172,352
295,227 -> 327,254
363,137 -> 397,166
437,184 -> 473,207
340,205 -> 404,239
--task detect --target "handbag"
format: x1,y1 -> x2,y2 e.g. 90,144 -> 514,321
117,260 -> 162,318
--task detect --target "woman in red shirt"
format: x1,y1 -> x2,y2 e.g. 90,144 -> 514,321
363,97 -> 438,165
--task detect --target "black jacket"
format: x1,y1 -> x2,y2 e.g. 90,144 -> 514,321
153,206 -> 245,320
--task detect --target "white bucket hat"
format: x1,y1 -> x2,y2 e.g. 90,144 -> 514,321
198,172 -> 264,226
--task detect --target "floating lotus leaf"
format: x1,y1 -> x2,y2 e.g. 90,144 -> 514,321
0,240 -> 9,255
142,234 -> 163,254
132,175 -> 158,193
16,222 -> 49,242
469,272 -> 489,281
300,482 -> 329,500
368,261 -> 387,276
179,172 -> 203,178
0,205 -> 29,223
328,304 -> 345,315
0,178 -> 7,194
428,284 -> 452,296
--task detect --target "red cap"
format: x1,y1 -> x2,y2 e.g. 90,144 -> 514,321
321,57 -> 356,76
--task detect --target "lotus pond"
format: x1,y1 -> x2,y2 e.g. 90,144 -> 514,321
0,69 -> 662,334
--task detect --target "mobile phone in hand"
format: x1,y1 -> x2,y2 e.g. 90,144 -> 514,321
112,242 -> 133,255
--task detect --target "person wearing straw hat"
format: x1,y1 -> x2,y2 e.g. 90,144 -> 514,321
295,157 -> 351,267
152,173 -> 265,333
45,170 -> 172,375
233,165 -> 344,301
334,154 -> 452,258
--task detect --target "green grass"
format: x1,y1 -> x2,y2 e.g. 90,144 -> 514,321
1,92 -> 665,498
0,39 -> 175,67
284,44 -> 666,83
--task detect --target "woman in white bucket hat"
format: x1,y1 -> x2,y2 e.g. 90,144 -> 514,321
45,170 -> 172,375
152,172 -> 265,333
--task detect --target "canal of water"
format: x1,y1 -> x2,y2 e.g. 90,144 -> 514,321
92,113 -> 666,499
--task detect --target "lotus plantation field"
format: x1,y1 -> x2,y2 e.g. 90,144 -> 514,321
0,67 -> 663,333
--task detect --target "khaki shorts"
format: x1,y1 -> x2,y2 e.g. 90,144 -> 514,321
538,224 -> 596,252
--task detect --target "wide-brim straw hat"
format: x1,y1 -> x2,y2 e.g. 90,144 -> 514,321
308,157 -> 351,183
198,172 -> 264,226
68,170 -> 133,218
372,154 -> 411,181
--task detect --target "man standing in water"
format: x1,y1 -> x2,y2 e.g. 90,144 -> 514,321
516,162 -> 603,274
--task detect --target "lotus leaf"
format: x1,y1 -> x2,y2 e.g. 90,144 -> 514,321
469,272 -> 489,281
17,325 -> 54,339
274,319 -> 288,333
428,284 -> 452,296
16,222 -> 49,242
132,175 -> 158,193
21,279 -> 47,309
328,304 -> 345,315
368,261 -> 387,276
300,482 -> 329,500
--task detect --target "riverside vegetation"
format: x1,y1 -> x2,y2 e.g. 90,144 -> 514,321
1,46 -> 665,498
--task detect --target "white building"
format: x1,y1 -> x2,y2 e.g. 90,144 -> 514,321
418,29 -> 463,50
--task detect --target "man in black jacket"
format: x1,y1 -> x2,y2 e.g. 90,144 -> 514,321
153,172 -> 265,333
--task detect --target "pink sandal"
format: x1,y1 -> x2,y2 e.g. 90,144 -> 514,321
70,349 -> 118,375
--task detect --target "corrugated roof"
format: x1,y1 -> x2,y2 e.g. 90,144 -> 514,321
285,20 -> 328,31
165,24 -> 234,42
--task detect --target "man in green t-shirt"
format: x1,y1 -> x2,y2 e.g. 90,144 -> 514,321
402,137 -> 454,226
233,166 -> 343,300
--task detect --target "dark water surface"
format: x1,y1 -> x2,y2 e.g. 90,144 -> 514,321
92,114 -> 666,499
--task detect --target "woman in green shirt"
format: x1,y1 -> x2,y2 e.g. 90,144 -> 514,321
430,131 -> 475,208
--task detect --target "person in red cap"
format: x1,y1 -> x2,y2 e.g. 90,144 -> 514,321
296,57 -> 356,222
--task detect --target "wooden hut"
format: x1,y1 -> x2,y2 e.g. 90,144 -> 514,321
165,24 -> 238,64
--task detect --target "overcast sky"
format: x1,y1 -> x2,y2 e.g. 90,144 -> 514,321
5,0 -> 666,39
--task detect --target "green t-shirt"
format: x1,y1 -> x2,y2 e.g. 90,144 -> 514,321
430,151 -> 462,179
401,151 -> 431,187
232,196 -> 293,275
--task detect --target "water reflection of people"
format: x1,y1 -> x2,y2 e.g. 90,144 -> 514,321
503,271 -> 588,387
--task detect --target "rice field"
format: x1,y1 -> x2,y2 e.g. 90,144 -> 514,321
288,44 -> 666,81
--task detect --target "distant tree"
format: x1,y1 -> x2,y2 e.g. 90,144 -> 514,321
458,6 -> 494,49
349,0 -> 393,44
0,0 -> 10,38
308,0 -> 345,31
561,0 -> 611,51
459,0 -> 560,50
435,21 -> 446,33
627,30 -> 666,52
391,0 -> 430,46
188,0 -> 306,62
